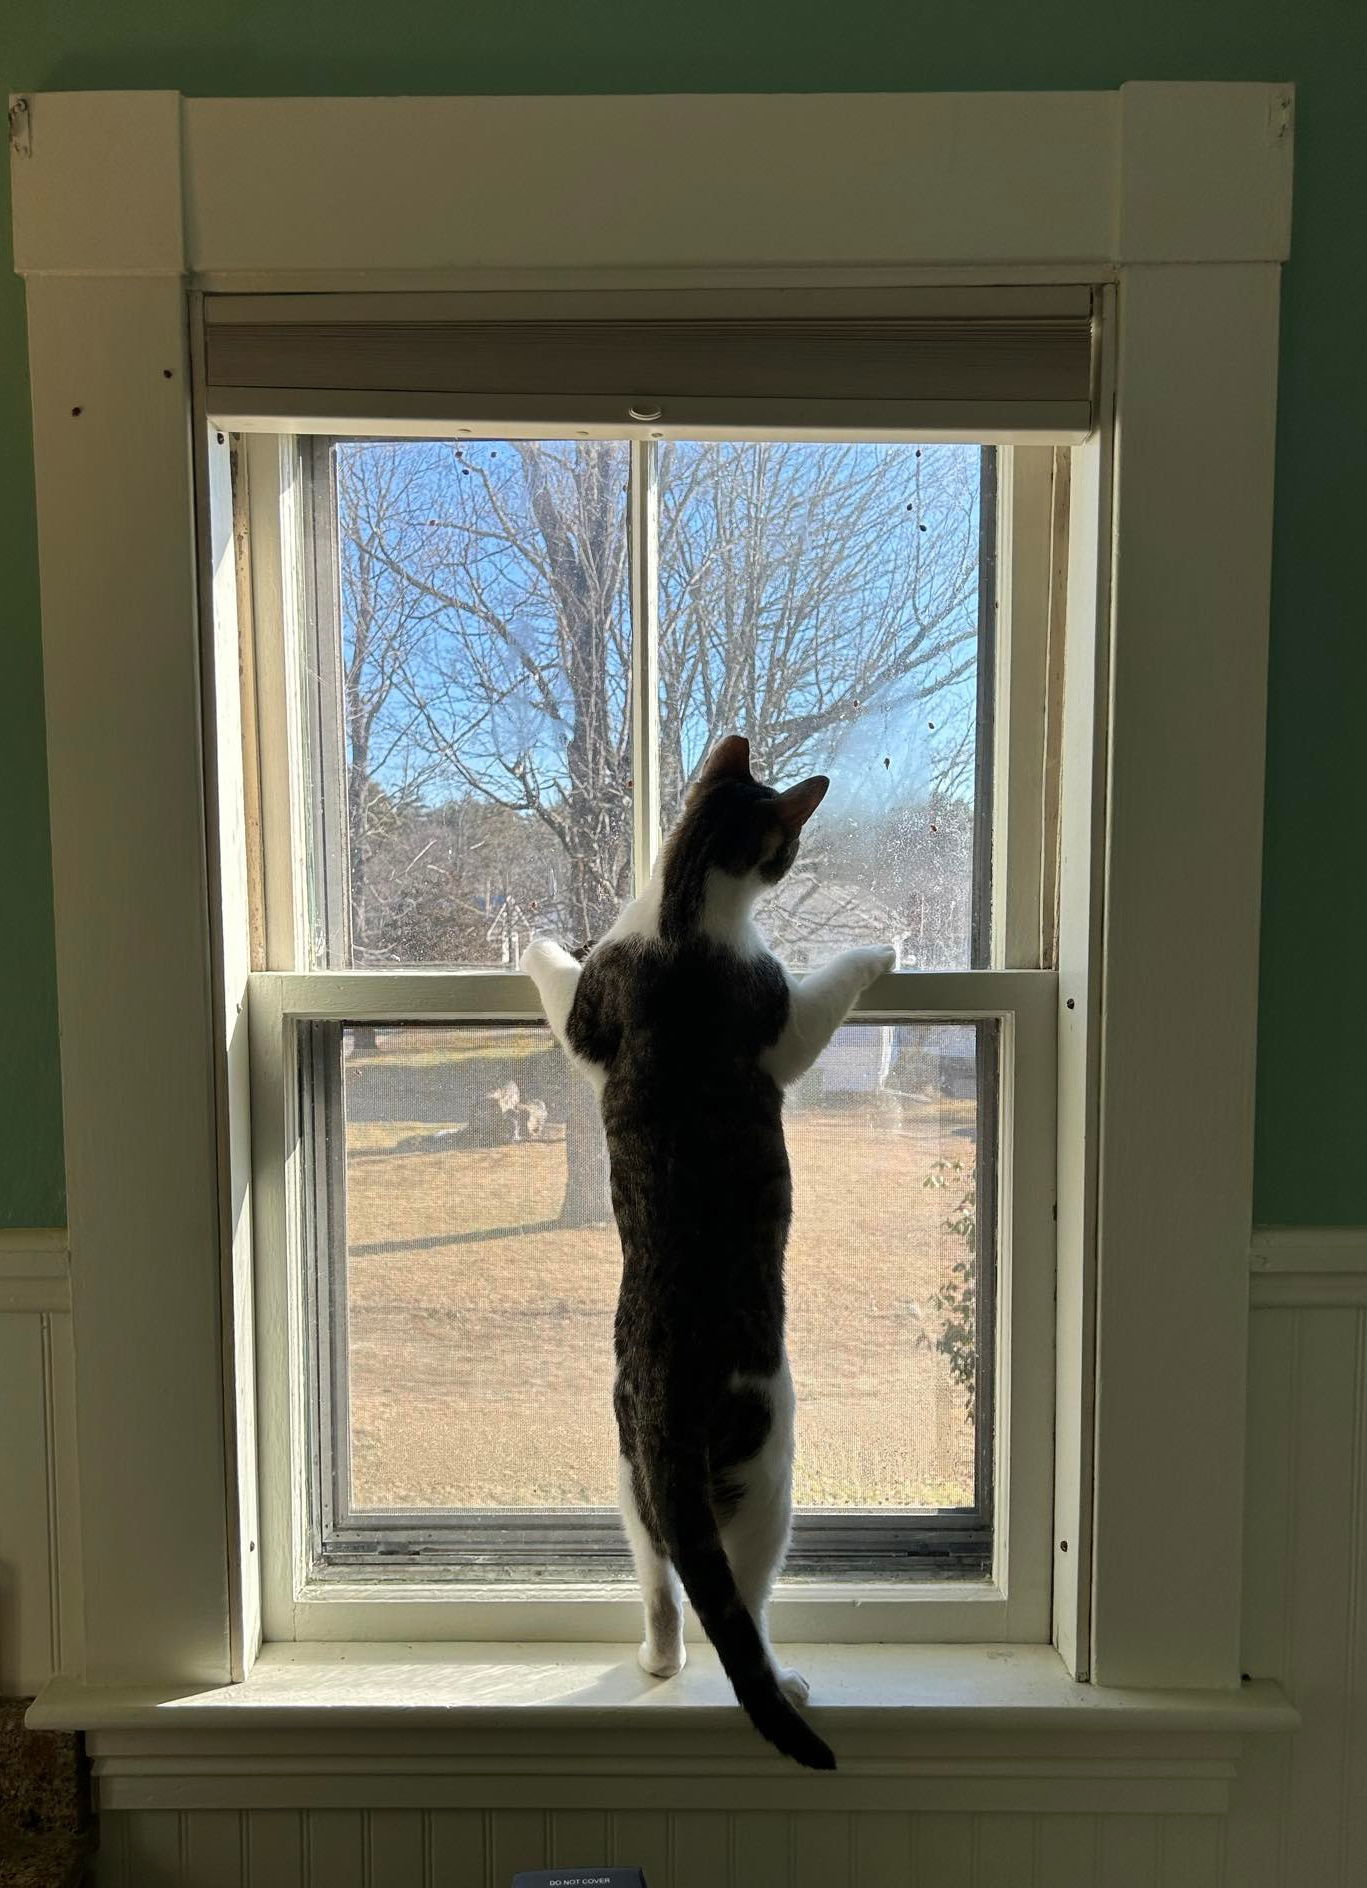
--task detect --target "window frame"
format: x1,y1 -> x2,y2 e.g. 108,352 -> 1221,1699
250,963 -> 1054,1642
237,423 -> 1053,1629
10,83 -> 1289,1693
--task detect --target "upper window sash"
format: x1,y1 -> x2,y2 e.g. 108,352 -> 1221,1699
239,431 -> 1058,979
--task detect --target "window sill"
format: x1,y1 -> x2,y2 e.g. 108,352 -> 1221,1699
31,1645 -> 1294,1813
30,1641 -> 1294,1735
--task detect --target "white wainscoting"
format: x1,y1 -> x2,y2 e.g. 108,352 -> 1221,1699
0,1230 -> 80,1695
92,1805 -> 1224,1886
6,1229 -> 1366,1884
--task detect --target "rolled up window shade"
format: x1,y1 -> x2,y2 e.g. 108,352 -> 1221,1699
203,287 -> 1094,438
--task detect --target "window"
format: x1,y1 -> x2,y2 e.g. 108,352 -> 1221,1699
242,411 -> 1060,1613
16,83 -> 1287,1696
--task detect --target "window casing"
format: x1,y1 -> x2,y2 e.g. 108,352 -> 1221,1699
237,399 -> 1065,1637
12,84 -> 1286,1694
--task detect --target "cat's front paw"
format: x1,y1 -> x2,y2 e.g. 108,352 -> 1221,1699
861,945 -> 897,980
519,937 -> 564,976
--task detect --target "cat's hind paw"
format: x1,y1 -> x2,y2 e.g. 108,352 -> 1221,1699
639,1642 -> 687,1680
777,1667 -> 811,1706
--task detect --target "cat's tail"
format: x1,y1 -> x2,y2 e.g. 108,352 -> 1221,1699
640,1433 -> 836,1772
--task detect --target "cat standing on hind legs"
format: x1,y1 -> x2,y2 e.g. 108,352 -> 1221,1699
522,735 -> 895,1771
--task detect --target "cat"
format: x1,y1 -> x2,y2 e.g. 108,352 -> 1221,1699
521,735 -> 894,1771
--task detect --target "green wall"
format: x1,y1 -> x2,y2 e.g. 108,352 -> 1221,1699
2,1 -> 1362,1228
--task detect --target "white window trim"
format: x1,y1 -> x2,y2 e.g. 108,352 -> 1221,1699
237,426 -> 1056,1647
248,967 -> 1055,1648
11,84 -> 1290,1706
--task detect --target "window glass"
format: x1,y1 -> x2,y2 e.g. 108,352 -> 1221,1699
329,1021 -> 985,1523
334,439 -> 632,965
658,442 -> 988,969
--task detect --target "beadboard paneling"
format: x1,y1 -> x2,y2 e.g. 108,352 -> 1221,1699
0,1235 -> 80,1694
53,1238 -> 1367,1886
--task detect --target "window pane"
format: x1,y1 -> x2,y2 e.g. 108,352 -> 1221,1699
658,442 -> 989,970
327,1019 -> 985,1523
332,439 -> 632,966
787,1022 -> 983,1511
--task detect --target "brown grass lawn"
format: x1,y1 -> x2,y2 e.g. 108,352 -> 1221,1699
344,1036 -> 977,1514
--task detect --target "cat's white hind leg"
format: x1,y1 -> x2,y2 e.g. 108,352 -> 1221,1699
720,1366 -> 807,1702
618,1457 -> 686,1679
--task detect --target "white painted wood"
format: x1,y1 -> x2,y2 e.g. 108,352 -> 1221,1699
791,1812 -> 850,1888
1241,1314 -> 1297,1684
11,81 -> 1296,1739
9,90 -> 183,275
1050,389 -> 1113,1678
850,1813 -> 911,1880
0,1230 -> 69,1311
628,439 -> 661,887
184,1808 -> 243,1888
77,1800 -> 1279,1888
1249,1228 -> 1367,1274
1220,1734 -> 1285,1888
362,1808 -> 424,1887
1251,1273 -> 1367,1309
123,1809 -> 184,1883
612,1814 -> 671,1879
1034,1816 -> 1099,1884
1238,1302 -> 1367,1888
914,1813 -> 974,1885
428,1810 -> 488,1886
0,1301 -> 79,1694
199,416 -> 262,1683
182,94 -> 1118,280
1116,84 -> 1294,264
249,966 -> 1053,1647
1088,266 -> 1280,1689
1249,1226 -> 1367,1309
166,87 -> 1293,285
242,435 -> 311,973
730,1810 -> 792,1888
488,1807 -> 549,1877
0,1228 -> 68,1255
669,1811 -> 730,1882
30,1640 -> 1295,1734
262,964 -> 1048,1022
550,1809 -> 612,1864
1157,1817 -> 1222,1888
975,1813 -> 1036,1887
1280,1311 -> 1362,1888
1098,1813 -> 1159,1887
45,1299 -> 83,1677
304,1809 -> 363,1888
246,1809 -> 304,1888
0,1316 -> 56,1692
25,267 -> 233,1685
89,1810 -> 130,1888
992,445 -> 1056,970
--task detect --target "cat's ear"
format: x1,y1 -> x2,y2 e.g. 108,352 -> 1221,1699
773,774 -> 829,831
697,734 -> 752,784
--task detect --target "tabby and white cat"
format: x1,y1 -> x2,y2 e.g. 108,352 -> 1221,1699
522,735 -> 894,1771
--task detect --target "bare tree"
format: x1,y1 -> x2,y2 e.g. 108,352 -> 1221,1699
333,437 -> 987,1219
